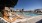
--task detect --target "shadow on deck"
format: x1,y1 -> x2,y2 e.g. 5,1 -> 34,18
36,19 -> 42,23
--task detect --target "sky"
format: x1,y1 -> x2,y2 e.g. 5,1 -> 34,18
14,0 -> 42,11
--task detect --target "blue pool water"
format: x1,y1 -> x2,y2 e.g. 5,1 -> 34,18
16,12 -> 39,17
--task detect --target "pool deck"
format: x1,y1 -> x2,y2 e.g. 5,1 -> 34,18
27,15 -> 42,23
14,15 -> 42,23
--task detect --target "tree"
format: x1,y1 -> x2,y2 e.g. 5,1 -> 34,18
0,0 -> 18,12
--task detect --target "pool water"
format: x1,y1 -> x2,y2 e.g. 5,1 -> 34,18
16,12 -> 39,17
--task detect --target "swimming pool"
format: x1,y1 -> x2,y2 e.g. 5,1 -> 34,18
16,12 -> 39,17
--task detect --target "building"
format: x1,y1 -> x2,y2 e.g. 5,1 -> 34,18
34,9 -> 41,13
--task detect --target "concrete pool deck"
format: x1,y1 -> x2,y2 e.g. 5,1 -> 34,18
13,15 -> 42,23
26,15 -> 42,23
0,15 -> 42,23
